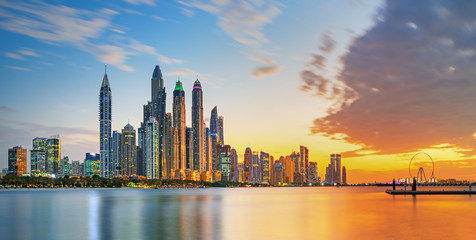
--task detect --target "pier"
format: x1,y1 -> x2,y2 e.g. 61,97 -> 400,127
385,178 -> 476,195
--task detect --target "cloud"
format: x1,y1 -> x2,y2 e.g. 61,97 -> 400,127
251,57 -> 281,78
4,52 -> 24,60
110,28 -> 126,34
1,106 -> 15,112
152,15 -> 166,21
18,49 -> 39,57
252,64 -> 281,78
319,31 -> 336,54
178,0 -> 282,47
307,0 -> 476,155
0,0 -> 181,71
123,0 -> 157,6
5,65 -> 30,71
301,30 -> 357,112
0,1 -> 109,43
165,68 -> 198,77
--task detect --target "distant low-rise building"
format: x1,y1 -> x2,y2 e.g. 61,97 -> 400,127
85,153 -> 100,177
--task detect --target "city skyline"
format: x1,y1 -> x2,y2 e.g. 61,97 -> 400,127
2,0 -> 476,183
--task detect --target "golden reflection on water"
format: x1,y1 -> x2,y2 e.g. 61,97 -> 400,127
1,187 -> 476,240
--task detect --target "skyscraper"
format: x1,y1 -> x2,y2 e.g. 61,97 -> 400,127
61,156 -> 69,176
164,113 -> 178,178
46,136 -> 60,175
136,147 -> 144,176
290,151 -> 301,183
173,79 -> 186,170
8,146 -> 26,177
99,66 -> 112,178
210,106 -> 219,170
192,79 -> 204,173
30,150 -> 45,175
326,153 -> 342,184
151,66 -> 166,179
218,116 -> 224,144
217,144 -> 231,181
252,151 -> 260,182
31,137 -> 47,175
231,148 -> 238,182
71,161 -> 81,176
309,162 -> 318,184
205,126 -> 211,172
111,130 -> 121,177
186,127 -> 193,170
85,153 -> 100,177
120,123 -> 137,176
244,147 -> 252,182
260,151 -> 270,183
273,161 -> 284,185
330,153 -> 336,184
283,156 -> 295,184
144,117 -> 159,179
335,154 -> 342,184
300,146 -> 309,183
342,166 -> 347,185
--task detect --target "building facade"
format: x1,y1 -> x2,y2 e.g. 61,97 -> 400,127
173,80 -> 186,170
192,79 -> 204,173
145,117 -> 159,179
85,153 -> 100,177
8,146 -> 27,177
99,67 -> 112,178
120,123 -> 137,176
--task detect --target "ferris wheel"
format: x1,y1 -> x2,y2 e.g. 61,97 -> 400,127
408,152 -> 435,182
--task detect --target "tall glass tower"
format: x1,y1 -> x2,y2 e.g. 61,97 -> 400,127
173,79 -> 186,170
151,65 -> 166,178
120,123 -> 137,176
99,66 -> 112,178
192,79 -> 204,172
210,106 -> 218,170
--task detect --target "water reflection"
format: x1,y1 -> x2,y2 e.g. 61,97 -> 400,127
1,187 -> 476,240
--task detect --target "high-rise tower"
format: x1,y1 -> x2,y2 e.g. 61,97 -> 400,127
151,65 -> 166,178
192,79 -> 204,172
145,117 -> 159,179
218,116 -> 224,144
244,147 -> 252,182
8,146 -> 27,177
210,106 -> 219,170
173,79 -> 186,170
99,66 -> 112,178
120,123 -> 137,176
300,146 -> 309,183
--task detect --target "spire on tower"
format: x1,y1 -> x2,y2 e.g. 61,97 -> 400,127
101,66 -> 110,87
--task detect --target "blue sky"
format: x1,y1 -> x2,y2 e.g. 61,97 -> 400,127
9,0 -> 476,182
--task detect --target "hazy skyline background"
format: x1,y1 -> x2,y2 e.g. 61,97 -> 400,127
1,0 -> 476,183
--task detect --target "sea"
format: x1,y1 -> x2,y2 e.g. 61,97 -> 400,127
1,186 -> 475,240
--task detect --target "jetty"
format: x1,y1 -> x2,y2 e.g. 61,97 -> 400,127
385,178 -> 476,195
385,189 -> 476,195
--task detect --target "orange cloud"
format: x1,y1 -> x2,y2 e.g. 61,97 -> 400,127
306,1 -> 476,156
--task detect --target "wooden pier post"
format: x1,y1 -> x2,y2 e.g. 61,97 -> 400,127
392,179 -> 396,190
412,177 -> 416,191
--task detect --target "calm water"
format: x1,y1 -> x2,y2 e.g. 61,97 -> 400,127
1,186 -> 475,240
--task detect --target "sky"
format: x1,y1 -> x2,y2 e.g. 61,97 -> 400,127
1,0 -> 476,183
